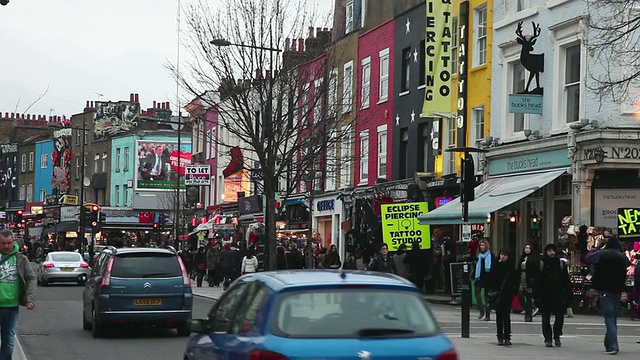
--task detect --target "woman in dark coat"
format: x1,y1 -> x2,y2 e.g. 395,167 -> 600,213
490,248 -> 518,346
275,246 -> 288,270
517,243 -> 539,322
322,244 -> 342,269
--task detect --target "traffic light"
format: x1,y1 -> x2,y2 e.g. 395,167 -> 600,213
89,205 -> 100,227
460,155 -> 475,203
14,210 -> 23,223
153,222 -> 159,230
99,211 -> 106,224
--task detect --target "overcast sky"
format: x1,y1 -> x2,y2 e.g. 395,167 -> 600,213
0,0 -> 332,119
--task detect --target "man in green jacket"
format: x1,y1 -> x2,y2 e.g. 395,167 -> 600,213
0,230 -> 36,359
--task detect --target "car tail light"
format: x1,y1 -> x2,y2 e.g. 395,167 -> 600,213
249,350 -> 288,360
177,256 -> 191,288
43,263 -> 55,268
100,257 -> 115,290
436,349 -> 458,360
80,263 -> 90,268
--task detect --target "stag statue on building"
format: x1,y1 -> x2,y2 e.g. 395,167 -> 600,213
516,21 -> 545,94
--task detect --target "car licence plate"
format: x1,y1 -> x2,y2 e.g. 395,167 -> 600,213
135,298 -> 162,305
61,267 -> 74,271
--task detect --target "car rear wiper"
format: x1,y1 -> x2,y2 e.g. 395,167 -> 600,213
142,272 -> 177,278
355,328 -> 415,337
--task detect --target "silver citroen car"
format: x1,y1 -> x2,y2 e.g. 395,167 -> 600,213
38,251 -> 91,286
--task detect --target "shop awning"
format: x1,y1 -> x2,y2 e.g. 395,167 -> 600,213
418,169 -> 566,225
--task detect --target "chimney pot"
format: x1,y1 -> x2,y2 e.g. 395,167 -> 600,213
298,38 -> 304,52
166,102 -> 170,109
285,38 -> 290,51
135,93 -> 139,103
153,100 -> 157,108
316,27 -> 322,37
309,26 -> 314,38
86,100 -> 90,107
255,69 -> 262,79
130,93 -> 135,102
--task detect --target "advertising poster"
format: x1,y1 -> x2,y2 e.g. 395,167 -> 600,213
617,208 -> 640,239
380,202 -> 431,251
51,129 -> 72,194
421,0 -> 453,116
223,170 -> 251,203
593,189 -> 640,230
136,140 -> 191,190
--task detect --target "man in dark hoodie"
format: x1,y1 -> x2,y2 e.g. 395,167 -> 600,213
0,230 -> 36,359
585,236 -> 630,355
535,243 -> 572,348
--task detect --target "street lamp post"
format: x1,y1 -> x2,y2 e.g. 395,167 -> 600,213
210,37 -> 281,270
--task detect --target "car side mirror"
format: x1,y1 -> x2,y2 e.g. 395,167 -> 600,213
188,319 -> 210,334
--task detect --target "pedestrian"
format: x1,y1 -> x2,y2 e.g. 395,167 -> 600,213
322,244 -> 342,269
490,248 -> 517,346
316,247 -> 327,269
517,243 -> 539,322
585,236 -> 630,355
241,251 -> 258,275
393,244 -> 409,279
367,243 -> 396,274
535,243 -> 572,348
193,246 -> 207,288
206,242 -> 220,287
474,239 -> 493,321
405,242 -> 428,291
0,230 -> 36,359
285,243 -> 305,269
219,243 -> 236,290
276,246 -> 288,270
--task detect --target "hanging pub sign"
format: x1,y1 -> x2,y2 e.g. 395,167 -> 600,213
509,21 -> 545,114
618,208 -> 640,239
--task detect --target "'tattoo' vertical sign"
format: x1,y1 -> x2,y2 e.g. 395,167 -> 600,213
184,165 -> 211,186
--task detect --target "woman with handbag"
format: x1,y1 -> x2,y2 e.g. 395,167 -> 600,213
475,239 -> 493,321
517,243 -> 539,322
194,246 -> 208,288
490,248 -> 518,346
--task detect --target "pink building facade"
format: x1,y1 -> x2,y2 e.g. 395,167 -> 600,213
355,19 -> 395,187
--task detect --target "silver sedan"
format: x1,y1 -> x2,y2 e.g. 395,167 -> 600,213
38,251 -> 91,286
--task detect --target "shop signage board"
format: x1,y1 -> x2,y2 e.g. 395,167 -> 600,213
184,164 -> 211,186
461,223 -> 471,242
380,202 -> 431,251
487,148 -> 571,176
617,207 -> 640,239
594,189 -> 640,230
60,206 -> 80,222
61,195 -> 79,205
508,94 -> 543,114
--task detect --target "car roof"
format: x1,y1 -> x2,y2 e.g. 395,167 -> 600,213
244,270 -> 417,292
104,247 -> 177,256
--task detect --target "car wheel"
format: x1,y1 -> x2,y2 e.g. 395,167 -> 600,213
82,305 -> 92,331
176,322 -> 190,337
91,305 -> 105,338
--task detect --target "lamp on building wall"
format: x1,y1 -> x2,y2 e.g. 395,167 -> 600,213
593,146 -> 605,163
509,210 -> 518,223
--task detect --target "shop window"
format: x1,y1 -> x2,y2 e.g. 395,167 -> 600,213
554,175 -> 572,196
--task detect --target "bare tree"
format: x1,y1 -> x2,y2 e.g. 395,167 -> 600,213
586,0 -> 640,103
170,0 -> 355,270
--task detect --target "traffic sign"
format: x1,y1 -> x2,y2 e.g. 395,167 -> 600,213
185,164 -> 211,186
462,223 -> 472,242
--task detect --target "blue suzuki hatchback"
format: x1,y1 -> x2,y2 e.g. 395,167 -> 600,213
184,270 -> 457,360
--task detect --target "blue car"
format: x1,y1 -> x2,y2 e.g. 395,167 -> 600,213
83,247 -> 193,338
184,270 -> 457,360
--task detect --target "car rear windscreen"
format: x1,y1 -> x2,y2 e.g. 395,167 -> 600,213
111,253 -> 181,278
271,288 -> 439,338
50,253 -> 82,262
